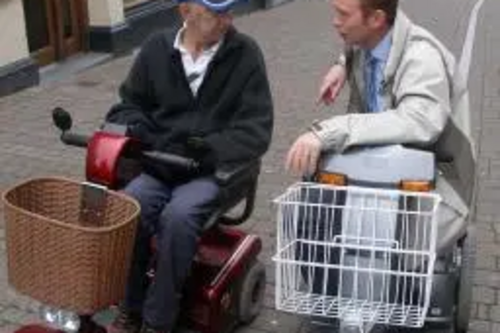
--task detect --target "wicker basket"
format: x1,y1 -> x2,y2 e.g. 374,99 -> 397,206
2,177 -> 140,314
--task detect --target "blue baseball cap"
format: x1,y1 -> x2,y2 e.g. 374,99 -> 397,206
177,0 -> 246,13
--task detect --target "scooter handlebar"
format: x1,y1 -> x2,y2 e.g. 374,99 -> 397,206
58,130 -> 198,171
142,151 -> 199,171
60,131 -> 90,148
53,107 -> 198,171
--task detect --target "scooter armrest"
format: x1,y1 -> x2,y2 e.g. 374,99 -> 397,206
214,160 -> 261,187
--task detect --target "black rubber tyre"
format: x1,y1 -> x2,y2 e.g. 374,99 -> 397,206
455,228 -> 476,333
238,260 -> 266,324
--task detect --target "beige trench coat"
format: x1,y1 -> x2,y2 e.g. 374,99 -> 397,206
313,11 -> 476,253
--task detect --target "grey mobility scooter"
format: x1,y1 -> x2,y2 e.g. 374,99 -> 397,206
273,145 -> 476,333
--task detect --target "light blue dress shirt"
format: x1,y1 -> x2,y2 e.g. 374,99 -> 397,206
364,31 -> 393,112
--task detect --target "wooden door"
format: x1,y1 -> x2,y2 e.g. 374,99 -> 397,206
23,0 -> 87,66
23,0 -> 58,66
54,0 -> 87,59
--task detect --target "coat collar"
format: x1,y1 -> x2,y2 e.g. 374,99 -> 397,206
167,26 -> 243,64
384,10 -> 412,80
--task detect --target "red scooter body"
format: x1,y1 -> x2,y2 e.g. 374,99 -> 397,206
15,130 -> 265,333
180,229 -> 262,333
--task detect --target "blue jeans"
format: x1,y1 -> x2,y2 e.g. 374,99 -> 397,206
123,173 -> 219,330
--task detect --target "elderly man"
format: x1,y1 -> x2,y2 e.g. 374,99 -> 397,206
106,1 -> 273,332
287,0 -> 475,256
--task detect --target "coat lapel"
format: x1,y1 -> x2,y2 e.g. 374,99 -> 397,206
349,50 -> 367,113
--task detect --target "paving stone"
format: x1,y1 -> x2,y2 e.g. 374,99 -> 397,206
473,286 -> 497,305
496,257 -> 500,271
0,323 -> 21,333
476,254 -> 497,271
468,320 -> 491,333
490,305 -> 500,323
235,327 -> 273,333
491,323 -> 500,333
474,270 -> 500,288
0,307 -> 27,325
250,309 -> 303,333
477,303 -> 491,321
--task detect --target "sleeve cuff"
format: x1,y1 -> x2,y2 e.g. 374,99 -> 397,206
309,120 -> 330,147
309,118 -> 348,152
335,54 -> 347,67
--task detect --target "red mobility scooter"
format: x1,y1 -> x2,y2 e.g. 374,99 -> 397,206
3,108 -> 266,333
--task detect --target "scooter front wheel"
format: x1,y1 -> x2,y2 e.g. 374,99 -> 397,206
237,260 -> 266,324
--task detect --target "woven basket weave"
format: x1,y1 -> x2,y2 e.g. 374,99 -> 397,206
2,177 -> 140,314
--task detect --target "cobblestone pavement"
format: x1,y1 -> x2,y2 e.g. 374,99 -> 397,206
0,0 -> 498,332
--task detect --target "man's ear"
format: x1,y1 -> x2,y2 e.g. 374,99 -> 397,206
372,9 -> 388,29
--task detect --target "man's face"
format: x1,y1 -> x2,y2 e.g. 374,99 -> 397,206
332,0 -> 378,48
182,4 -> 232,44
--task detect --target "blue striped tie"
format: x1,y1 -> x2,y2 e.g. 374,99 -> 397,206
365,54 -> 379,113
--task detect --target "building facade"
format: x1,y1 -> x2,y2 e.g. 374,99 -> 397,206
0,0 -> 288,97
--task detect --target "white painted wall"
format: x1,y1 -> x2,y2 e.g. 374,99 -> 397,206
0,0 -> 30,67
88,0 -> 125,26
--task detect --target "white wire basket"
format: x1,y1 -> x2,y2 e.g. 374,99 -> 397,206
273,182 -> 441,329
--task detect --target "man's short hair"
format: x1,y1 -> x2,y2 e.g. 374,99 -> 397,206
360,0 -> 399,26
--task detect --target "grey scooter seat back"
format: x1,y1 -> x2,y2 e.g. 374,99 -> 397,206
317,145 -> 436,316
319,144 -> 435,186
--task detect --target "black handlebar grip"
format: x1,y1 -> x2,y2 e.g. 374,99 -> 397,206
60,132 -> 89,148
142,151 -> 199,171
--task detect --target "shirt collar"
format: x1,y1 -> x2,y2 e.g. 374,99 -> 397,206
369,29 -> 393,62
173,23 -> 186,52
173,22 -> 224,56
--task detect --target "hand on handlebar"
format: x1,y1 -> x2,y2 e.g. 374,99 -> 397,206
186,137 -> 217,174
285,132 -> 322,176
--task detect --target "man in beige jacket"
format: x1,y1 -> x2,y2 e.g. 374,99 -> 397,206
286,0 -> 476,253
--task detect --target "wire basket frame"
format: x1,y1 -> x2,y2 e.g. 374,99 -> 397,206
273,182 -> 441,328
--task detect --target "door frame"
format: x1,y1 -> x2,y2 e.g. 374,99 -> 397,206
29,0 -> 58,66
53,0 -> 89,59
25,0 -> 88,66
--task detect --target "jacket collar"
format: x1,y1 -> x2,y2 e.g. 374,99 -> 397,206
384,10 -> 412,80
167,26 -> 243,63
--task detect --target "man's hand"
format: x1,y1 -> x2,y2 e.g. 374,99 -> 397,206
317,64 -> 347,105
286,132 -> 322,176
